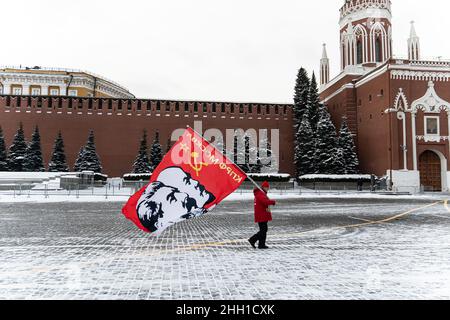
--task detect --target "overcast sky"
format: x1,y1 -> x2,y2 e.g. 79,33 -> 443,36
0,0 -> 448,103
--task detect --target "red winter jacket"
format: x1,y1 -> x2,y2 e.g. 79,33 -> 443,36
254,188 -> 276,223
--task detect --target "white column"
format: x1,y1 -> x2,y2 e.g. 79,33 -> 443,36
41,85 -> 49,96
22,85 -> 30,95
2,84 -> 11,95
403,115 -> 407,170
344,39 -> 350,67
59,85 -> 67,96
398,111 -> 408,170
352,39 -> 357,65
412,112 -> 418,171
447,111 -> 450,169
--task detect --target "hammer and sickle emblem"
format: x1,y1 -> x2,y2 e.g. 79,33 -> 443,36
190,151 -> 208,177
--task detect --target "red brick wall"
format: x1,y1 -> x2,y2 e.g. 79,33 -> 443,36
0,96 -> 294,177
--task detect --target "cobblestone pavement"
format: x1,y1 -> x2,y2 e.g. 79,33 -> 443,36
0,198 -> 450,300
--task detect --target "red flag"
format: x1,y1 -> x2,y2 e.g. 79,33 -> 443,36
122,127 -> 247,235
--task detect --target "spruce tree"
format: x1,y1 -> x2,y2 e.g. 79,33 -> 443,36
149,131 -> 163,172
48,131 -> 69,172
307,72 -> 322,131
339,118 -> 359,174
259,135 -> 278,174
0,127 -> 9,171
7,123 -> 27,172
296,113 -> 315,177
73,147 -> 85,172
293,68 -> 310,131
233,131 -> 247,172
132,130 -> 151,174
246,135 -> 262,174
74,130 -> 102,173
23,126 -> 45,172
314,109 -> 343,174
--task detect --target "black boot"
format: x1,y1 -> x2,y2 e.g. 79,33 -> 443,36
258,232 -> 268,249
248,235 -> 258,249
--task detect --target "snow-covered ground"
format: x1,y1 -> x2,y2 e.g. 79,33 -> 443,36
0,198 -> 450,299
0,188 -> 448,203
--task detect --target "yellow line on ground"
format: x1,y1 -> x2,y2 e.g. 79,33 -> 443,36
347,216 -> 377,223
22,199 -> 439,272
180,201 -> 443,252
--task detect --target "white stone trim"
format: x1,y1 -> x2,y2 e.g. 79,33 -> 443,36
340,0 -> 391,26
397,111 -> 408,170
389,170 -> 420,194
394,88 -> 409,111
412,113 -> 418,171
417,135 -> 448,142
320,84 -> 355,104
354,64 -> 388,88
391,69 -> 450,82
411,81 -> 450,113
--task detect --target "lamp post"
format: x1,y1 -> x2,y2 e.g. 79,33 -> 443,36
385,107 -> 398,191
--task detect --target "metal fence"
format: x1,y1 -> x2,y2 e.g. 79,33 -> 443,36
1,180 -> 430,201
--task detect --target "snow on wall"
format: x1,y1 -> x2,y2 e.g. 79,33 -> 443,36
0,172 -> 70,180
247,173 -> 291,178
299,174 -> 373,180
123,173 -> 152,178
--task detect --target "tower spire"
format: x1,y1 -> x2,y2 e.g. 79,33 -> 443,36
408,21 -> 420,61
320,43 -> 330,86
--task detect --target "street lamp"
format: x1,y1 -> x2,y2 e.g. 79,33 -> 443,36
384,107 -> 397,191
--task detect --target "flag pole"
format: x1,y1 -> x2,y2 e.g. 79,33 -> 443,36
246,175 -> 264,192
186,125 -> 264,192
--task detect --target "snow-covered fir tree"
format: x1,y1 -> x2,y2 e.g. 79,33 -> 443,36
232,131 -> 256,173
233,132 -> 247,172
0,127 -> 9,171
212,136 -> 225,155
149,131 -> 163,171
246,135 -> 262,174
7,123 -> 27,172
132,130 -> 151,174
259,134 -> 278,174
74,130 -> 102,173
48,131 -> 69,172
307,72 -> 322,131
295,112 -> 316,176
314,109 -> 343,174
23,126 -> 45,172
334,147 -> 346,174
293,68 -> 310,131
339,118 -> 359,174
73,147 -> 85,172
293,68 -> 311,178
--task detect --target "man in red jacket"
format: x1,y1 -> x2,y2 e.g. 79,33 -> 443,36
248,181 -> 276,249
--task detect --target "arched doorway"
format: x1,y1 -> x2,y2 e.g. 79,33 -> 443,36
419,151 -> 442,192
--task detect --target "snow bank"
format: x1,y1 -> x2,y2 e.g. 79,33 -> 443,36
247,173 -> 291,178
0,172 -> 69,180
299,174 -> 373,180
0,191 -> 446,204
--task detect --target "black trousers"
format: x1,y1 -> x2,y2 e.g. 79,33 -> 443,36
250,222 -> 268,248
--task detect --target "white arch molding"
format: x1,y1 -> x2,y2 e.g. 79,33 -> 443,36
390,83 -> 450,193
353,24 -> 368,64
370,22 -> 387,63
410,81 -> 450,172
394,88 -> 409,170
